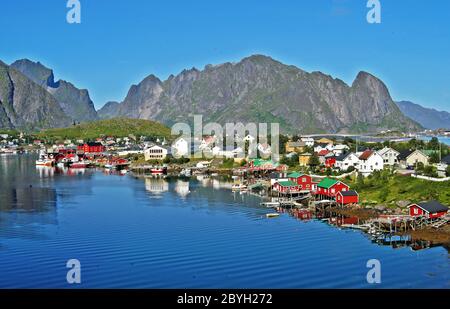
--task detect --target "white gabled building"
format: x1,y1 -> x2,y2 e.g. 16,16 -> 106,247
357,150 -> 384,176
332,144 -> 350,156
377,147 -> 400,166
172,137 -> 190,158
144,145 -> 168,161
335,152 -> 360,172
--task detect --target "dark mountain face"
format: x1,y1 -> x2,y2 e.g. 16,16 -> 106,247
396,101 -> 450,130
11,59 -> 98,123
98,101 -> 120,119
0,61 -> 71,129
101,55 -> 421,133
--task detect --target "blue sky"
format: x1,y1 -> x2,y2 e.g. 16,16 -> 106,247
1,0 -> 449,111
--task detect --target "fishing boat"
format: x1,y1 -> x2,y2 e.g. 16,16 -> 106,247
35,151 -> 54,166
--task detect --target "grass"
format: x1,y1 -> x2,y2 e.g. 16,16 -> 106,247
35,118 -> 172,141
345,171 -> 450,207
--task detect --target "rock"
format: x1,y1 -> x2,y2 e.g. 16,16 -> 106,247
396,200 -> 411,208
374,205 -> 387,211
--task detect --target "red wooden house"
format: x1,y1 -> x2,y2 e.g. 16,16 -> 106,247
316,178 -> 350,200
336,190 -> 359,206
272,181 -> 300,194
77,142 -> 105,154
287,172 -> 317,192
407,201 -> 448,219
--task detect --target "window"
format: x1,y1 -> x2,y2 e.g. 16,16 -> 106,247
414,208 -> 419,215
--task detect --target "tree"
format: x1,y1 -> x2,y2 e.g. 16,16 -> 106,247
446,165 -> 450,177
429,152 -> 440,164
428,137 -> 440,150
308,154 -> 320,167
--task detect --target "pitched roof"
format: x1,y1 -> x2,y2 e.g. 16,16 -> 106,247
317,178 -> 339,189
398,149 -> 413,160
338,190 -> 358,197
359,150 -> 374,160
287,172 -> 304,178
409,200 -> 448,213
335,152 -> 353,161
378,147 -> 399,156
286,141 -> 306,147
318,149 -> 330,156
277,181 -> 298,187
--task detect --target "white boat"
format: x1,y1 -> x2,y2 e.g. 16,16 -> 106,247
260,202 -> 280,208
231,184 -> 248,191
36,150 -> 54,166
180,168 -> 192,177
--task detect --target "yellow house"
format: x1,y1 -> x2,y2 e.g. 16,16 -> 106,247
316,138 -> 334,145
299,153 -> 312,167
285,141 -> 306,153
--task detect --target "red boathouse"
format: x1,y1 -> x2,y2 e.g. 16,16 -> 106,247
407,201 -> 448,219
336,190 -> 359,206
316,178 -> 350,200
287,172 -> 317,192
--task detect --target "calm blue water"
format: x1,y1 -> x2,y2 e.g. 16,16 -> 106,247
0,155 -> 449,288
420,136 -> 450,146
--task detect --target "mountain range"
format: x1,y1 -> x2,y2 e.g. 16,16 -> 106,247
396,101 -> 450,130
97,55 -> 421,133
2,55 -> 446,133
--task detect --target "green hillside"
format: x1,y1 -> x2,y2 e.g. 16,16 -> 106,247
35,118 -> 172,140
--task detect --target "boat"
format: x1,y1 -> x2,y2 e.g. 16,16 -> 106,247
104,164 -> 114,169
231,183 -> 248,192
151,166 -> 168,174
260,202 -> 280,208
179,168 -> 192,177
35,150 -> 54,166
266,213 -> 280,218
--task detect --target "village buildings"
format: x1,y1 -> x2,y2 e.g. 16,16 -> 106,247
378,147 -> 400,166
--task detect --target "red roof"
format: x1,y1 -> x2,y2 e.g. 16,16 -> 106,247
359,150 -> 374,160
318,150 -> 330,156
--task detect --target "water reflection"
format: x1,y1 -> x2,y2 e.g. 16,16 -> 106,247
284,208 -> 447,252
145,177 -> 169,196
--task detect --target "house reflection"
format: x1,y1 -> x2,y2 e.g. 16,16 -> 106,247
145,177 -> 169,195
174,180 -> 190,198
